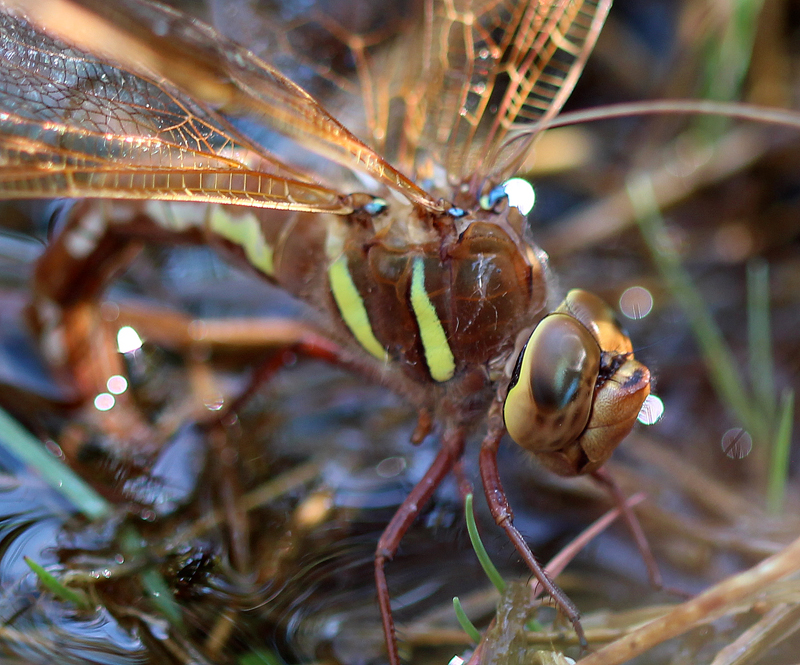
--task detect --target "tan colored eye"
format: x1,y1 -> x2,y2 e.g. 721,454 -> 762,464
504,313 -> 600,454
556,289 -> 633,355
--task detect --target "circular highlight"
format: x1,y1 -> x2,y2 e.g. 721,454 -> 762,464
721,428 -> 752,459
117,326 -> 143,353
204,395 -> 225,411
376,456 -> 407,478
106,375 -> 128,395
94,393 -> 115,411
637,394 -> 664,425
619,286 -> 654,320
503,178 -> 536,215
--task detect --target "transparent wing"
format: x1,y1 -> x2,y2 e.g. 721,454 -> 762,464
4,0 -> 439,210
0,9 -> 351,212
202,0 -> 420,172
205,0 -> 610,188
407,0 -> 612,184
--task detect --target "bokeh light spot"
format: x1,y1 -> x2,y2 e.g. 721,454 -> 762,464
376,456 -> 407,478
106,375 -> 128,395
503,178 -> 536,215
117,326 -> 143,353
721,428 -> 752,459
94,393 -> 115,411
620,286 -> 654,320
637,394 -> 664,425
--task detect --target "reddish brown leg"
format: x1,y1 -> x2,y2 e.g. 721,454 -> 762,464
591,466 -> 664,589
375,428 -> 465,665
28,202 -> 190,452
214,333 -> 343,424
452,458 -> 473,504
478,405 -> 587,648
410,409 -> 433,444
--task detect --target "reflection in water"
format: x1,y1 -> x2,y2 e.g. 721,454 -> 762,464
0,474 -> 146,664
6,604 -> 147,665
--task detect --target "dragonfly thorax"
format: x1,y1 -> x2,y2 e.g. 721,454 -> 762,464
323,197 -> 551,389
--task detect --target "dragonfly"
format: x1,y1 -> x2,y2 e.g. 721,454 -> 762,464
0,0 -> 652,661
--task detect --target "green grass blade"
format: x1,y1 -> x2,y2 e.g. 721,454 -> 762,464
702,0 -> 764,101
238,651 -> 285,665
767,390 -> 795,514
120,526 -> 183,627
453,596 -> 481,644
25,556 -> 92,610
695,0 -> 764,138
524,618 -> 545,632
465,493 -> 505,593
140,568 -> 183,626
627,176 -> 766,443
747,259 -> 776,421
0,407 -> 111,520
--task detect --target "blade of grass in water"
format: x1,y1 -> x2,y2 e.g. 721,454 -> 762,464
453,596 -> 481,643
238,650 -> 285,665
465,493 -> 506,593
25,556 -> 92,610
0,406 -> 111,520
119,525 -> 183,627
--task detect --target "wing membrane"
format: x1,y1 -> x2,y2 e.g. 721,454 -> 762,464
3,0 -> 440,210
0,9 -> 349,212
202,0 -> 424,174
408,0 -> 611,183
218,0 -> 610,187
0,0 -> 607,210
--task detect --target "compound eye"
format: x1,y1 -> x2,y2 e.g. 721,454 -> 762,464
363,197 -> 388,216
504,314 -> 601,454
479,184 -> 508,211
556,289 -> 633,355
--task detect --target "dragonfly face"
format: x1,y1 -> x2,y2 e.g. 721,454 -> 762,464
505,289 -> 651,476
0,0 -> 651,661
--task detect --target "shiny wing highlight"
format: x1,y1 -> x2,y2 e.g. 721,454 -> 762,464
0,10 -> 350,213
3,0 -> 440,210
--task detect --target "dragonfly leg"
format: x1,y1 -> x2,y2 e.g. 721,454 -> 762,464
591,466 -> 665,590
213,331 -> 344,424
108,301 -> 355,426
478,403 -> 587,649
375,428 -> 465,665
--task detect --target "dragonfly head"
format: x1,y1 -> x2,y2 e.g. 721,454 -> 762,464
503,290 -> 651,476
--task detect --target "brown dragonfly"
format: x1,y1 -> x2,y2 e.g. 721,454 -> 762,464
0,0 -> 652,662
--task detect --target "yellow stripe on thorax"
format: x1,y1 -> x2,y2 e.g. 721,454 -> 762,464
208,207 -> 274,277
410,257 -> 455,382
328,256 -> 387,362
